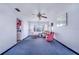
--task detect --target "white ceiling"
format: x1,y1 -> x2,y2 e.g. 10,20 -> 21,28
5,3 -> 73,21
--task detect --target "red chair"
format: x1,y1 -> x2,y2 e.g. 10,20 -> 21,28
46,32 -> 54,42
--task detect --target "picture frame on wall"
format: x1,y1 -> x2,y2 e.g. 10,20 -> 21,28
57,12 -> 68,27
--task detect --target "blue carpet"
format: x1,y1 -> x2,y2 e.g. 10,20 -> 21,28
4,36 -> 76,55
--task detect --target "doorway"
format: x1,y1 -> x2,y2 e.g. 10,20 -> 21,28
28,21 -> 49,36
16,18 -> 22,42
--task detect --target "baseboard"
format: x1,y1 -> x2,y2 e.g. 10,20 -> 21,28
1,36 -> 79,55
22,35 -> 30,40
55,40 -> 79,55
0,36 -> 30,55
0,43 -> 19,55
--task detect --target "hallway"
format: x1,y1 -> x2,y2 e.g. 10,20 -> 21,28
3,36 -> 76,55
0,3 -> 79,55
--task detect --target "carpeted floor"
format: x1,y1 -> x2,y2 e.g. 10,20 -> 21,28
3,36 -> 76,55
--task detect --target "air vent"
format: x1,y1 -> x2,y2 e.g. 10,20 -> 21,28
15,8 -> 21,12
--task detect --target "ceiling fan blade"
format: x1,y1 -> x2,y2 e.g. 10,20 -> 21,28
42,13 -> 46,15
41,16 -> 47,18
32,14 -> 35,15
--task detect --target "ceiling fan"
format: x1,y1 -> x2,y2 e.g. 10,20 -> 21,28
32,11 -> 47,20
37,12 -> 47,20
32,4 -> 47,20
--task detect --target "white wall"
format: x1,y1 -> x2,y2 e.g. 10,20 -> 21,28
54,4 -> 79,53
21,20 -> 29,39
0,4 -> 17,54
